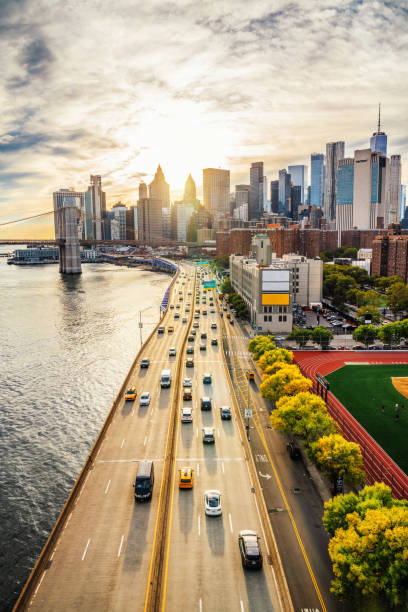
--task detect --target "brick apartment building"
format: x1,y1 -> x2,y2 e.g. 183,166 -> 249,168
372,235 -> 408,282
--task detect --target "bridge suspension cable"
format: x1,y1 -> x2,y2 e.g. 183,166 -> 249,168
0,210 -> 54,226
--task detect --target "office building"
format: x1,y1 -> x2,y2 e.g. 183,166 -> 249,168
110,202 -> 127,240
310,154 -> 325,207
139,181 -> 148,200
162,207 -> 172,240
288,165 -> 307,204
353,148 -> 389,230
249,162 -> 264,220
84,175 -> 106,240
290,185 -> 302,220
137,198 -> 163,243
172,202 -> 195,241
183,173 -> 200,207
197,228 -> 214,244
388,155 -> 401,226
324,142 -> 344,223
128,205 -> 138,240
187,207 -> 212,242
335,158 -> 354,238
235,184 -> 250,207
370,104 -> 387,155
233,203 -> 248,221
401,185 -> 407,221
279,169 -> 292,216
149,165 -> 170,208
270,180 -> 279,213
203,168 -> 230,217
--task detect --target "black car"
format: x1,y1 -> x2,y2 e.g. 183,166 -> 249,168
286,441 -> 301,460
201,397 -> 212,410
238,530 -> 263,570
186,346 -> 194,354
201,332 -> 207,339
140,359 -> 150,368
211,338 -> 218,346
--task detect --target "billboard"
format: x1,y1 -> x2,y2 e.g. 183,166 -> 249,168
261,269 -> 289,293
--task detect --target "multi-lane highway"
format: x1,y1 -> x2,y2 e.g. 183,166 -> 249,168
21,264 -> 287,612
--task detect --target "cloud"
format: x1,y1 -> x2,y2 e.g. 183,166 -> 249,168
0,0 -> 407,238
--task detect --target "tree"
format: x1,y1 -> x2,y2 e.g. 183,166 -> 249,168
308,434 -> 365,492
248,335 -> 276,361
377,322 -> 403,345
263,361 -> 299,377
260,366 -> 312,402
343,247 -> 358,259
257,348 -> 293,371
272,392 -> 337,444
355,305 -> 381,325
311,326 -> 333,349
220,277 -> 234,295
375,275 -> 403,290
286,328 -> 312,348
363,289 -> 383,307
352,324 -> 378,347
386,282 -> 408,319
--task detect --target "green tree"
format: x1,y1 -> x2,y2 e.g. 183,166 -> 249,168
286,328 -> 313,348
248,335 -> 276,360
308,433 -> 365,492
311,326 -> 333,349
220,277 -> 234,295
352,324 -> 378,346
343,247 -> 358,259
355,305 -> 382,325
363,289 -> 383,307
386,282 -> 408,319
377,321 -> 403,345
272,392 -> 337,444
375,275 -> 403,290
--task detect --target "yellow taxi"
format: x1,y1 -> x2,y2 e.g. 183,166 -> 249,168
246,371 -> 255,381
168,326 -> 174,333
125,387 -> 137,401
178,467 -> 194,488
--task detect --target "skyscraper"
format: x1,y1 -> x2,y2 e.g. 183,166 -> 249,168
388,155 -> 401,226
288,165 -> 307,204
137,198 -> 163,243
53,189 -> 84,240
290,185 -> 301,220
149,165 -> 170,208
370,104 -> 387,155
310,154 -> 325,207
138,181 -> 148,200
336,158 -> 354,239
183,173 -> 199,206
84,175 -> 106,240
235,185 -> 250,207
203,168 -> 230,217
324,141 -> 344,222
249,162 -> 264,220
278,169 -> 291,216
270,180 -> 279,213
353,149 -> 389,230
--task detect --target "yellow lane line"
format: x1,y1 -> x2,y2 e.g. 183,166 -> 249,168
230,334 -> 328,612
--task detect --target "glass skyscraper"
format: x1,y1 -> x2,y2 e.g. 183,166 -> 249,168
310,154 -> 325,207
288,165 -> 307,204
370,104 -> 387,155
249,162 -> 264,220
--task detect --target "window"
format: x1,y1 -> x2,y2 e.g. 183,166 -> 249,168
264,315 -> 267,322
283,315 -> 287,322
268,315 -> 272,322
269,306 -> 272,313
278,315 -> 282,322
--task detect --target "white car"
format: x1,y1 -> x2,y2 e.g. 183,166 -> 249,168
139,392 -> 151,406
204,490 -> 222,516
183,377 -> 192,387
169,347 -> 176,356
181,406 -> 193,423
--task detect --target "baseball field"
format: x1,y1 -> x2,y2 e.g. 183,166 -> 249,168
326,364 -> 408,474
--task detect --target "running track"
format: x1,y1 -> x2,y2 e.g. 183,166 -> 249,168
294,351 -> 408,499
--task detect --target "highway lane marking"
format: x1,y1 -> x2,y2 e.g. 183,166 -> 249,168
64,512 -> 73,530
121,438 -> 125,448
33,570 -> 46,596
240,601 -> 244,612
96,458 -> 164,463
221,461 -> 225,473
175,457 -> 243,462
197,463 -> 200,476
105,480 -> 111,494
199,599 -> 202,612
131,409 -> 135,416
196,427 -> 199,438
217,427 -> 220,438
117,534 -> 124,557
144,436 -> 148,446
228,513 -> 233,533
198,515 -> 201,536
81,538 -> 91,561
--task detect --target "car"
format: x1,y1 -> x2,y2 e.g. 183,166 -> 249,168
203,373 -> 212,384
169,347 -> 176,356
181,406 -> 193,422
229,319 -> 234,325
201,397 -> 212,410
223,307 -> 227,311
186,346 -> 194,354
191,329 -> 197,335
174,313 -> 180,319
176,304 -> 181,309
193,322 -> 199,328
186,358 -> 194,367
202,427 -> 215,444
210,309 -> 215,314
179,467 -> 194,488
211,323 -> 217,329
185,308 -> 190,313
368,344 -> 381,350
238,530 -> 263,570
170,304 -> 174,309
201,332 -> 207,339
183,377 -> 192,387
179,296 -> 183,301
188,335 -> 194,343
125,387 -> 137,401
211,338 -> 218,346
246,371 -> 255,381
183,387 -> 192,400
158,326 -> 165,334
220,406 -> 231,420
182,317 -> 187,323
203,310 -> 207,315
139,392 -> 151,406
194,314 -> 199,319
140,358 -> 149,368
274,335 -> 285,342
186,301 -> 191,306
352,345 -> 363,350
286,440 -> 301,459
200,344 -> 207,351
204,490 -> 222,516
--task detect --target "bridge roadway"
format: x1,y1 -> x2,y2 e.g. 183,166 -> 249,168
23,265 -> 285,611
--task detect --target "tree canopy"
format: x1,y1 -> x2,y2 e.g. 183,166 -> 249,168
271,392 -> 337,444
308,433 -> 365,490
257,348 -> 293,371
352,324 -> 378,346
260,366 -> 312,402
286,328 -> 312,347
355,305 -> 382,325
311,326 -> 333,349
248,335 -> 276,360
386,282 -> 408,319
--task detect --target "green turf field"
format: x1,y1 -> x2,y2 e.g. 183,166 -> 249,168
326,364 -> 408,474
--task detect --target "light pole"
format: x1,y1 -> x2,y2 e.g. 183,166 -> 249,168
139,306 -> 153,348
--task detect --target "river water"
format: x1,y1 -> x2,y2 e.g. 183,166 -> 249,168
0,246 -> 171,610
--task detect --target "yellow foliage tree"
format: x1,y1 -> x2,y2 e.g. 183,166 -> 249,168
263,361 -> 298,377
248,335 -> 276,360
308,433 -> 365,491
258,348 -> 293,371
260,365 -> 312,402
271,392 -> 337,444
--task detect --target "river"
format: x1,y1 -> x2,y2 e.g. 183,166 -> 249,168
0,246 -> 171,610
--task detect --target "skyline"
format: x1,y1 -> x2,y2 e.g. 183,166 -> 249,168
1,0 -> 408,238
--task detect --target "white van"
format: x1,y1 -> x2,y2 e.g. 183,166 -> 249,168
160,369 -> 172,388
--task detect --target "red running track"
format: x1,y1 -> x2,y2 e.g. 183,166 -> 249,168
294,351 -> 408,499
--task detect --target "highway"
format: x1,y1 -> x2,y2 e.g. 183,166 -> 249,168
22,265 -> 286,612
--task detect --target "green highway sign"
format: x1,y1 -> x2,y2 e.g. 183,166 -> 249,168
203,280 -> 216,289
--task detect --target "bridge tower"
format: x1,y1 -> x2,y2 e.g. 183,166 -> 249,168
53,191 -> 82,274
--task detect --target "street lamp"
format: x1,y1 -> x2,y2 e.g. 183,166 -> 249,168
139,305 -> 153,348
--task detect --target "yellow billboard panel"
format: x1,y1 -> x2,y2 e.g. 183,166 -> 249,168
262,293 -> 289,306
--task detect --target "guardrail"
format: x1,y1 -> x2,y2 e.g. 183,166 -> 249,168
13,267 -> 181,611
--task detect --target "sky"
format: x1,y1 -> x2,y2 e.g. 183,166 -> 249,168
0,0 -> 407,238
